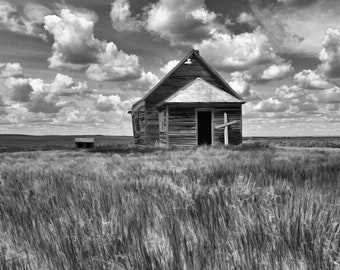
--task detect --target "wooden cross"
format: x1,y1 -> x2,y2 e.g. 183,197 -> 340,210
215,113 -> 237,145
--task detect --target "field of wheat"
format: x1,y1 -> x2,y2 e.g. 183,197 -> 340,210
0,143 -> 339,269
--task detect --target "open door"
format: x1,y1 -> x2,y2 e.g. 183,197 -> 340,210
197,111 -> 212,145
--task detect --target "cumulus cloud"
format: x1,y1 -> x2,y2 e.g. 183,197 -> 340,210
237,12 -> 256,26
294,69 -> 331,89
319,28 -> 340,79
275,85 -> 305,99
24,3 -> 52,24
160,60 -> 179,74
259,62 -> 294,81
27,74 -> 93,113
0,62 -> 23,78
135,71 -> 159,91
229,72 -> 261,101
44,8 -> 143,81
86,42 -> 141,81
146,0 -> 221,45
307,87 -> 340,104
255,97 -> 288,112
115,71 -> 159,95
296,102 -> 319,112
0,1 -> 49,40
4,77 -> 32,102
110,0 -> 144,31
229,72 -> 251,96
195,28 -> 277,72
93,94 -> 122,112
44,9 -> 102,70
3,72 -> 92,113
327,103 -> 339,111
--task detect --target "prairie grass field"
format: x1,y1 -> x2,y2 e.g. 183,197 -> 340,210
0,143 -> 340,269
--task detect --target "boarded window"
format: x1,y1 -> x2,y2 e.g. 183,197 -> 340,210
159,110 -> 167,132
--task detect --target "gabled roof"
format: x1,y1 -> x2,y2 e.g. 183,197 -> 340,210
131,49 -> 245,110
157,77 -> 243,106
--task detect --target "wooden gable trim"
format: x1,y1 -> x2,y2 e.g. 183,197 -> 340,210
131,49 -> 245,110
131,49 -> 198,110
155,77 -> 245,108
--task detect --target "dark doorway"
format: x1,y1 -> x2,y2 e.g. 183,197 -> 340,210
197,111 -> 212,145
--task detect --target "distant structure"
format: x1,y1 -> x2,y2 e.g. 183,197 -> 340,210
75,138 -> 95,149
129,49 -> 245,147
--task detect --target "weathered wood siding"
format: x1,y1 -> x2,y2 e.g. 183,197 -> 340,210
144,54 -> 236,145
147,54 -> 227,106
131,51 -> 244,146
132,106 -> 146,145
165,104 -> 242,147
168,107 -> 196,147
214,106 -> 242,145
159,108 -> 167,146
145,106 -> 159,145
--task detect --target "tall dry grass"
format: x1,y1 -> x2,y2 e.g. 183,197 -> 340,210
0,145 -> 339,269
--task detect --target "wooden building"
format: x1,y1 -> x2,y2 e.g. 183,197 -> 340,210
75,138 -> 95,149
130,49 -> 245,147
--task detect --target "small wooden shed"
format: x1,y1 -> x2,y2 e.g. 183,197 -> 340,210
130,49 -> 245,147
75,138 -> 95,149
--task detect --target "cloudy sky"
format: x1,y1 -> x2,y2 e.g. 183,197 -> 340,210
0,0 -> 340,136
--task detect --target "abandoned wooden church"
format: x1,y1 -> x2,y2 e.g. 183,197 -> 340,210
130,49 -> 245,147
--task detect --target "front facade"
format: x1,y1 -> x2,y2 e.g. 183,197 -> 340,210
130,50 -> 245,147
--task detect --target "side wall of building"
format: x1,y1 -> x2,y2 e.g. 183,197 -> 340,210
131,105 -> 147,145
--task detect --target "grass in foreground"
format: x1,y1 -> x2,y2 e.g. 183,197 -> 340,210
0,144 -> 339,269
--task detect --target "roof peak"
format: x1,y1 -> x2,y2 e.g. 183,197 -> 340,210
131,49 -> 244,110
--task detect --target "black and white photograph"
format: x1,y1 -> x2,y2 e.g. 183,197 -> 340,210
0,0 -> 340,268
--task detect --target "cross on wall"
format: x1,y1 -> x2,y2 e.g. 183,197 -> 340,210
215,113 -> 237,145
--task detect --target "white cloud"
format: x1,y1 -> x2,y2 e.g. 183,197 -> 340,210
294,69 -> 331,89
327,104 -> 339,111
229,71 -> 251,96
319,28 -> 340,79
195,28 -> 277,72
44,9 -> 102,70
4,77 -> 32,102
275,85 -> 305,99
115,71 -> 159,95
237,12 -> 256,26
189,7 -> 217,24
0,1 -> 49,40
251,1 -> 340,56
0,62 -> 24,78
255,97 -> 288,112
260,62 -> 294,80
160,60 -> 179,74
24,3 -> 52,24
296,102 -> 319,112
93,94 -> 121,112
3,73 -> 92,113
45,8 -> 143,81
146,0 -> 221,45
229,72 -> 261,101
86,42 -> 141,81
110,0 -> 144,31
307,87 -> 340,104
135,71 -> 159,91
